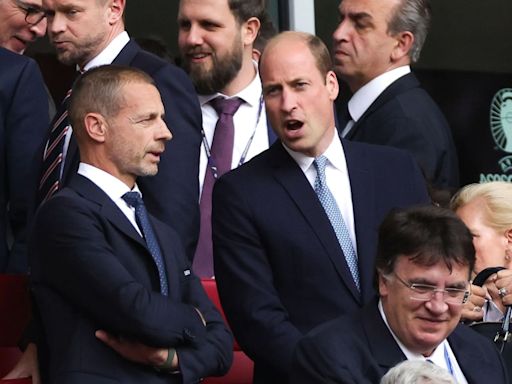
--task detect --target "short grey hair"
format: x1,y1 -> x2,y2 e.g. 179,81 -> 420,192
388,0 -> 432,63
381,360 -> 456,384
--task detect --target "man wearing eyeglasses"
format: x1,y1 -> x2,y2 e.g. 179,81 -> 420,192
291,205 -> 508,384
0,0 -> 46,53
0,0 -> 51,274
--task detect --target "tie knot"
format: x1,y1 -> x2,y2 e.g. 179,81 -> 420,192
122,191 -> 143,208
210,97 -> 244,116
314,155 -> 329,177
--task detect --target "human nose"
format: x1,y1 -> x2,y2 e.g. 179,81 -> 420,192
182,24 -> 203,47
332,18 -> 350,43
30,17 -> 47,38
48,13 -> 66,35
157,120 -> 172,142
424,291 -> 450,314
280,88 -> 297,113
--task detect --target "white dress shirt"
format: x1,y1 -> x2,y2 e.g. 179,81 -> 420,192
341,65 -> 411,137
283,129 -> 357,252
198,62 -> 269,196
378,300 -> 468,384
78,162 -> 143,236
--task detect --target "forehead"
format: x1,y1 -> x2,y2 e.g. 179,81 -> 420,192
179,0 -> 232,19
261,38 -> 319,80
339,0 -> 398,20
394,255 -> 470,281
119,81 -> 162,108
43,0 -> 99,9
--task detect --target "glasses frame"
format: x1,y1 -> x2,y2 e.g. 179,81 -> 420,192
14,0 -> 46,26
390,272 -> 470,306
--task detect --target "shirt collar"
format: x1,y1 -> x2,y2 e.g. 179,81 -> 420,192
81,31 -> 130,72
348,65 -> 410,122
198,60 -> 262,107
77,162 -> 141,200
378,299 -> 447,361
283,129 -> 348,175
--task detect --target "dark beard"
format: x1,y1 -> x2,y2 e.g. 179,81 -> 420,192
183,46 -> 243,95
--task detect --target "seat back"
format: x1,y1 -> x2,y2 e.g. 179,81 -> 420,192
201,278 -> 253,384
0,274 -> 32,382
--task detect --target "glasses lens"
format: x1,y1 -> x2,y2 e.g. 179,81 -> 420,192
26,10 -> 45,25
409,285 -> 468,305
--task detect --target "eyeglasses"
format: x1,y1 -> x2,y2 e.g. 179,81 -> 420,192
14,0 -> 46,26
390,273 -> 470,305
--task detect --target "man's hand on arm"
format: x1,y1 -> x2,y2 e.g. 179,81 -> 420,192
95,330 -> 179,370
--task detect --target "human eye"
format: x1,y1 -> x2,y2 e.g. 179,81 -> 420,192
410,283 -> 435,294
445,287 -> 466,298
263,85 -> 280,97
177,19 -> 190,32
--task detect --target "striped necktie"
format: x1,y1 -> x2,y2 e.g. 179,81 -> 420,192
37,90 -> 72,205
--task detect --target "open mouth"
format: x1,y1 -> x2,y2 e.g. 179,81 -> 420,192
285,119 -> 304,131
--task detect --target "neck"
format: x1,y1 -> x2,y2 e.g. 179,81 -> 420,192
221,54 -> 257,96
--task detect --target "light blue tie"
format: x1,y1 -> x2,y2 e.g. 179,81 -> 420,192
314,156 -> 360,290
122,191 -> 169,296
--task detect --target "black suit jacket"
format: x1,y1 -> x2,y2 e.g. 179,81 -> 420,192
0,47 -> 49,272
212,139 -> 431,383
30,175 -> 232,384
291,302 -> 508,384
342,73 -> 459,189
59,39 -> 202,260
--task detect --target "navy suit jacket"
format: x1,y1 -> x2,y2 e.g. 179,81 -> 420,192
291,302 -> 508,383
342,73 -> 459,189
0,47 -> 49,272
212,139 -> 431,383
30,174 -> 232,384
58,39 -> 202,260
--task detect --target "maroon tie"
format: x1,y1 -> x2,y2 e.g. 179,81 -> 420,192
193,97 -> 243,277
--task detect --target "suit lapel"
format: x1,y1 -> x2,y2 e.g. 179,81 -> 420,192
448,327 -> 492,383
346,73 -> 420,140
363,303 -> 406,373
342,140 -> 377,302
69,175 -> 146,248
269,143 -> 361,302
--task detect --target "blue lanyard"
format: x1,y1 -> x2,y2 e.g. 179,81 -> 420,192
444,344 -> 455,377
201,95 -> 264,180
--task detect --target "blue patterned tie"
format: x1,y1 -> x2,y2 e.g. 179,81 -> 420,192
314,156 -> 360,290
122,192 -> 169,296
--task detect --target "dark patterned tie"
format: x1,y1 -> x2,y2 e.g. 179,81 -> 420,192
37,90 -> 72,205
122,191 -> 169,296
314,156 -> 360,290
193,97 -> 244,277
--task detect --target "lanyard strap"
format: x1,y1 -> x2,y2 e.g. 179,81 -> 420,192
202,95 -> 264,179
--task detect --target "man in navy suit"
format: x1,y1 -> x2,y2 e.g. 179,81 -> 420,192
291,206 -> 508,384
30,65 -> 232,383
0,47 -> 49,273
177,0 -> 276,277
40,0 -> 202,260
213,31 -> 431,383
333,0 -> 459,190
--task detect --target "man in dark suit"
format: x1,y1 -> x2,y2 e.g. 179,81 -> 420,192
30,65 -> 232,383
40,0 -> 202,260
213,31 -> 431,383
177,0 -> 276,278
0,47 -> 49,272
291,206 -> 508,384
333,0 -> 459,190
